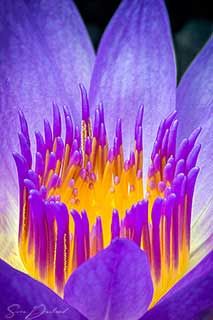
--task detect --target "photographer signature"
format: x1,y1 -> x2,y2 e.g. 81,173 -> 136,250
5,304 -> 70,320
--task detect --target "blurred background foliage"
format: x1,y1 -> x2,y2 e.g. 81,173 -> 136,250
74,0 -> 212,81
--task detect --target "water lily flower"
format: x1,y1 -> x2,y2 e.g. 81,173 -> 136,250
0,0 -> 212,319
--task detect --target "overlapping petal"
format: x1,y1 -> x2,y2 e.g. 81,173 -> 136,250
0,259 -> 86,320
141,251 -> 213,320
176,38 -> 213,261
89,0 -> 176,174
0,0 -> 94,267
64,239 -> 153,320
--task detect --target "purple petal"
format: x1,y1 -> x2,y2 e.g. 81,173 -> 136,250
24,0 -> 95,121
0,0 -> 94,262
64,239 -> 153,320
141,251 -> 213,320
176,38 -> 213,258
89,0 -> 176,169
0,259 -> 86,320
0,0 -> 94,172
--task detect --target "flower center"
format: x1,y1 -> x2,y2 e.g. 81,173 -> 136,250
14,85 -> 200,305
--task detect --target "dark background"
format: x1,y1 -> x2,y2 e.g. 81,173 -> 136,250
74,0 -> 212,81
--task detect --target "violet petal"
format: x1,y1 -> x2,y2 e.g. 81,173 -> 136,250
0,0 -> 94,265
0,0 -> 94,183
176,38 -> 213,259
64,239 -> 153,320
89,0 -> 176,170
141,251 -> 213,320
24,0 -> 95,122
0,259 -> 86,320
